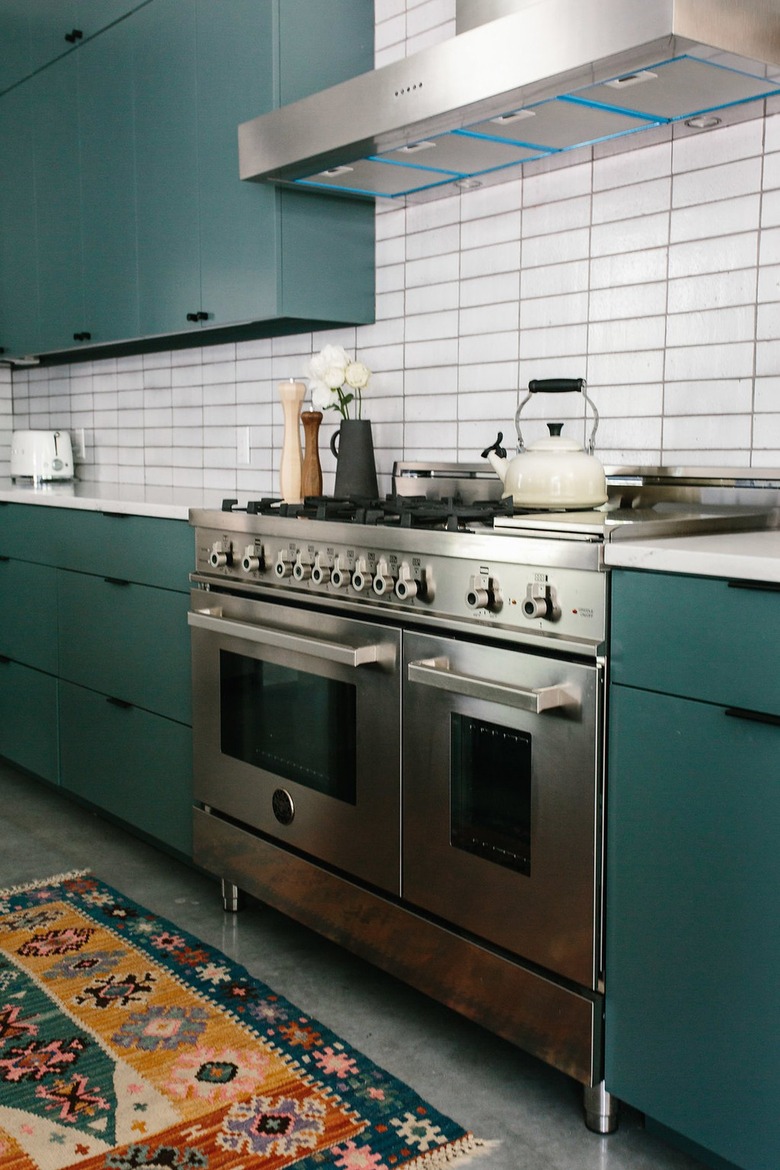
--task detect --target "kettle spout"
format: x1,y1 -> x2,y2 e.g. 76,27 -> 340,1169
481,432 -> 508,483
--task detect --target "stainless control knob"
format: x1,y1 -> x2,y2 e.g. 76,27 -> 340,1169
395,564 -> 418,600
293,558 -> 313,581
522,583 -> 560,622
330,564 -> 348,589
209,541 -> 232,568
351,559 -> 371,593
274,553 -> 294,579
372,559 -> 395,596
522,595 -> 548,619
241,544 -> 262,573
466,574 -> 502,613
311,560 -> 331,585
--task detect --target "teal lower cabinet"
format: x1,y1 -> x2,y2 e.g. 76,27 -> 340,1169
606,570 -> 780,1170
0,659 -> 58,782
0,504 -> 194,859
58,572 -> 192,724
59,680 -> 192,857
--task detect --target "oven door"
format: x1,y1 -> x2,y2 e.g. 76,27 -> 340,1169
403,630 -> 602,987
189,590 -> 401,893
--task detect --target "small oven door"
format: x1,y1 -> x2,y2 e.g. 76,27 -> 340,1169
189,590 -> 401,894
403,630 -> 602,988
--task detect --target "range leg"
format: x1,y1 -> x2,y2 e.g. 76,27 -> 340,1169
583,1081 -> 618,1133
221,879 -> 244,913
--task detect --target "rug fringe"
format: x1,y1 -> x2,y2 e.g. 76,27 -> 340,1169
404,1136 -> 498,1167
0,868 -> 91,899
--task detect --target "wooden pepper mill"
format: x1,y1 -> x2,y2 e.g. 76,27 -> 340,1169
301,410 -> 323,497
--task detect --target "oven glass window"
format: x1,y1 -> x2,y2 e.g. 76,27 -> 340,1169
451,714 -> 532,874
219,651 -> 357,803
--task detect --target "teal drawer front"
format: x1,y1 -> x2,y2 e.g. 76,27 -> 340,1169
0,659 -> 58,782
58,572 -> 191,724
606,683 -> 780,1170
610,570 -> 780,712
0,504 -> 192,590
0,558 -> 58,672
60,681 -> 192,856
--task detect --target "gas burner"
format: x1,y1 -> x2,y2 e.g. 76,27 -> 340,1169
221,494 -> 517,530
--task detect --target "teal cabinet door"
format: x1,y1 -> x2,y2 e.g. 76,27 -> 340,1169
58,511 -> 193,590
0,659 -> 58,782
132,0 -> 201,338
606,683 -> 780,1170
278,0 -> 373,104
0,559 -> 58,672
610,570 -> 780,712
195,0 -> 278,326
31,53 -> 85,352
0,0 -> 35,94
58,572 -> 192,724
60,680 -> 192,856
0,83 -> 40,355
77,17 -> 139,345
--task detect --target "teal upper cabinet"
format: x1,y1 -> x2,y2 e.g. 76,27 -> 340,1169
0,82 -> 39,355
0,1 -> 147,94
0,0 -> 375,360
133,1 -> 200,338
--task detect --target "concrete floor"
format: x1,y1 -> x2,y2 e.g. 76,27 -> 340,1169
0,761 -> 709,1170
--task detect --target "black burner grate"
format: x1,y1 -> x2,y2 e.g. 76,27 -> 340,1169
221,494 -> 516,530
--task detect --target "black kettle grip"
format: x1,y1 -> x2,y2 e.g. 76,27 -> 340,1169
329,429 -> 340,458
528,378 -> 585,394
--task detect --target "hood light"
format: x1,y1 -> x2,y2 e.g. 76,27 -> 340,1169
685,114 -> 722,129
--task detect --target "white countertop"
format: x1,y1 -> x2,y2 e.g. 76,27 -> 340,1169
0,479 -> 228,521
605,528 -> 780,584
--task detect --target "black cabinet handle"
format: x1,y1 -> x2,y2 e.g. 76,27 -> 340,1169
107,696 -> 133,710
0,347 -> 5,355
727,579 -> 780,594
0,654 -> 10,665
186,311 -> 208,322
73,331 -> 92,342
725,706 -> 780,728
64,29 -> 83,43
104,576 -> 131,587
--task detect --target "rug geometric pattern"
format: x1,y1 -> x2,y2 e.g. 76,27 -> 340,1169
0,873 -> 482,1170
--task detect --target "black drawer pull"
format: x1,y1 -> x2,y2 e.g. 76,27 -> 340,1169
727,579 -> 780,594
0,654 -> 10,664
725,706 -> 780,728
104,577 -> 130,586
107,696 -> 133,710
0,555 -> 9,562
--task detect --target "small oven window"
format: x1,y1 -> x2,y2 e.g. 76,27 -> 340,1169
451,714 -> 532,875
219,651 -> 356,803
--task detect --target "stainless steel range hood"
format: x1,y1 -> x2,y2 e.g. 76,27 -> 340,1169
239,0 -> 780,202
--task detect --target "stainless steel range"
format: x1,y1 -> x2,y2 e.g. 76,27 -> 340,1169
188,465 -> 777,1133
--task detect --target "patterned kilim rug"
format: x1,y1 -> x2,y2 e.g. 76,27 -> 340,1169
0,871 -> 486,1170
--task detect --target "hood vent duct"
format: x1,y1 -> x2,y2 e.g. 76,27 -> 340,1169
239,0 -> 780,203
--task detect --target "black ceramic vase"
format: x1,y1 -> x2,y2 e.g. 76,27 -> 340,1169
330,419 -> 378,499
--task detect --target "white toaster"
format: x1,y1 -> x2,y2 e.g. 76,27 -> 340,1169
11,430 -> 74,481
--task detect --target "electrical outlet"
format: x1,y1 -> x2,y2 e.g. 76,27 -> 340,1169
237,426 -> 251,467
72,428 -> 86,462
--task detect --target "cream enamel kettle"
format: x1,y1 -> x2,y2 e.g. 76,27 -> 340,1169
482,378 -> 607,509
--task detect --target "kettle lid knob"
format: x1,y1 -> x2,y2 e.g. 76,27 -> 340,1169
547,423 -> 563,437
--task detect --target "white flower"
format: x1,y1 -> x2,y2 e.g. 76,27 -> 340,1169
307,345 -> 373,420
345,361 -> 370,390
311,380 -> 338,411
308,344 -> 349,384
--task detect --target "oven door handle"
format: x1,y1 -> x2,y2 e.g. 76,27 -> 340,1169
188,608 -> 384,667
407,657 -> 580,713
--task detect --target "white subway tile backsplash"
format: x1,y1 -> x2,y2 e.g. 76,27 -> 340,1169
665,341 -> 755,382
671,194 -> 761,244
668,232 -> 758,279
668,269 -> 757,314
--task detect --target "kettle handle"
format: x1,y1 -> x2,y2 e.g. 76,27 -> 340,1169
515,377 -> 600,454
